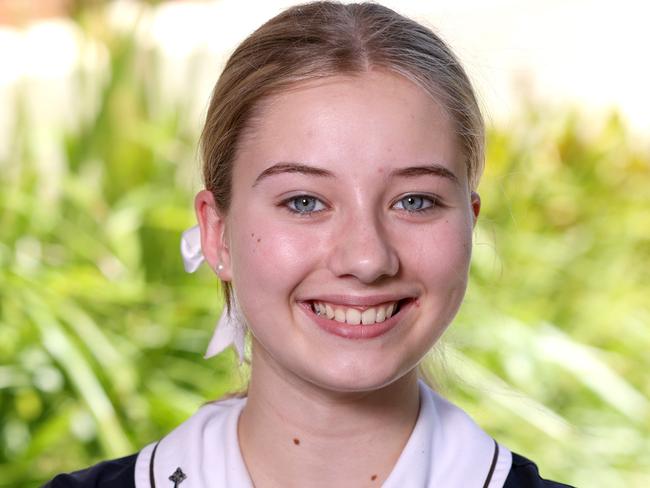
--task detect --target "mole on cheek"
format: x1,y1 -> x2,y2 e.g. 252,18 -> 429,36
257,238 -> 261,243
293,438 -> 300,446
371,474 -> 377,481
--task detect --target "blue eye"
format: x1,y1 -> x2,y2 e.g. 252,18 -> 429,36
286,195 -> 326,214
393,195 -> 435,212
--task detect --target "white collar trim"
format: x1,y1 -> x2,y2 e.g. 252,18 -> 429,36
135,382 -> 511,487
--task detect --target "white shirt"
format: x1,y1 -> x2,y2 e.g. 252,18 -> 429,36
135,381 -> 512,487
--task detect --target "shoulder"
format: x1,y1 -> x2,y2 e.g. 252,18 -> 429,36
504,452 -> 575,488
42,453 -> 138,488
42,399 -> 244,488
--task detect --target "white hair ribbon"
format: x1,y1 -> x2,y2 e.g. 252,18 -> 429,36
180,225 -> 205,272
203,295 -> 247,364
180,225 -> 246,363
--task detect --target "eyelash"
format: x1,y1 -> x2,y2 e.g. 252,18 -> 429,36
283,195 -> 328,215
281,194 -> 443,216
392,194 -> 441,213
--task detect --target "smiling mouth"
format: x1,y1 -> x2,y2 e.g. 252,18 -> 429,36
308,299 -> 410,325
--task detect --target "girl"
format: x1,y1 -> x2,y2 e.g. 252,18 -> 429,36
47,2 -> 571,487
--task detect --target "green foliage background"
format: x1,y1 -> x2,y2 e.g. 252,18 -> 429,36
1,9 -> 649,488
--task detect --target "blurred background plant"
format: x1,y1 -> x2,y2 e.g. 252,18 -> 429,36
1,1 -> 648,487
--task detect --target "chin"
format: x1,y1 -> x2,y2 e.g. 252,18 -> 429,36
295,353 -> 420,394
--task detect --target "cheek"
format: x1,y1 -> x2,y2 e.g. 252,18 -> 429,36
399,217 -> 473,287
229,218 -> 321,303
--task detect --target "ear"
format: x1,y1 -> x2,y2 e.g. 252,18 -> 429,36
194,189 -> 232,281
470,191 -> 481,227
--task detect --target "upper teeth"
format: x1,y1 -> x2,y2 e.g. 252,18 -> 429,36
312,301 -> 398,325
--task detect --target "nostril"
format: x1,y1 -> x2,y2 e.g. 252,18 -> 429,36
325,226 -> 400,283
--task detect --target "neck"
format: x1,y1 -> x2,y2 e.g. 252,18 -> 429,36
238,346 -> 421,488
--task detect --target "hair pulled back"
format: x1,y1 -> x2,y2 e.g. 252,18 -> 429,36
200,1 -> 484,309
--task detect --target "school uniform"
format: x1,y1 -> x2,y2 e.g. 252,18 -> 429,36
44,381 -> 573,487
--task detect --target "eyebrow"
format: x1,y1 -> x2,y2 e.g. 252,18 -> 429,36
389,164 -> 460,185
253,162 -> 334,187
252,162 -> 459,187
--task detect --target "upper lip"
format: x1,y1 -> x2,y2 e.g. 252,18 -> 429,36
300,294 -> 415,309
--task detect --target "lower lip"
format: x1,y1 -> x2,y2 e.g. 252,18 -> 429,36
298,300 -> 413,340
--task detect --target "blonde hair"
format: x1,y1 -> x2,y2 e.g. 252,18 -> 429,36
200,1 -> 484,311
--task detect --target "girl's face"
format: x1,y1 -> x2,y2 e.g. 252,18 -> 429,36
198,71 -> 480,393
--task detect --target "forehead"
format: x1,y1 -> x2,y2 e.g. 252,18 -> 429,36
234,70 -> 463,183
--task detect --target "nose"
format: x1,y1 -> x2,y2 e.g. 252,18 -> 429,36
326,211 -> 399,284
